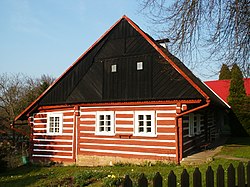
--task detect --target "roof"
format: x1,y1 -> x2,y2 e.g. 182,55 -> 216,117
205,78 -> 250,103
15,15 -> 230,121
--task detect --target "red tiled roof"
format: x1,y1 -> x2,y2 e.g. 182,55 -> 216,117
204,78 -> 250,103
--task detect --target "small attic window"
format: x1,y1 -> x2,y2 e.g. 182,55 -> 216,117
137,62 -> 143,70
111,64 -> 117,72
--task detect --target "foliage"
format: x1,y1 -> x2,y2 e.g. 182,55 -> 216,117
140,0 -> 250,77
0,73 -> 54,142
228,64 -> 246,103
0,140 -> 24,172
227,64 -> 249,136
219,64 -> 231,80
102,174 -> 123,187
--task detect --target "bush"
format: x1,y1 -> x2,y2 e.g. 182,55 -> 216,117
0,141 -> 12,172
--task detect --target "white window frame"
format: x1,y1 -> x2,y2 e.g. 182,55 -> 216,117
134,111 -> 156,137
111,64 -> 117,72
189,113 -> 201,137
137,61 -> 143,70
95,111 -> 115,136
47,113 -> 63,135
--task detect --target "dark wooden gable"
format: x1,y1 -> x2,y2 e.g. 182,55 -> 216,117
38,18 -> 203,106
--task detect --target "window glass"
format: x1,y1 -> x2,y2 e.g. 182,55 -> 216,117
137,62 -> 143,70
47,114 -> 62,134
111,64 -> 117,72
134,111 -> 155,136
96,112 -> 114,135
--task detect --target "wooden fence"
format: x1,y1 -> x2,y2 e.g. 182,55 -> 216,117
122,161 -> 250,187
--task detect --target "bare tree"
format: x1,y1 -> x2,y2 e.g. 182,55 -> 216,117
140,0 -> 249,77
0,73 -> 54,141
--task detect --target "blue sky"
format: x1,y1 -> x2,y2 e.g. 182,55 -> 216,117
0,0 -> 217,80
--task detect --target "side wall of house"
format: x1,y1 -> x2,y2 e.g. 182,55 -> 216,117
77,104 -> 178,165
182,109 -> 219,158
30,107 -> 75,162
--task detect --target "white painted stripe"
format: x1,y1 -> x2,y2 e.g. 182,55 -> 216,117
36,110 -> 74,115
79,124 -> 95,127
80,142 -> 176,150
33,138 -> 73,142
183,140 -> 192,145
33,149 -> 73,153
63,116 -> 74,119
183,120 -> 189,123
80,131 -> 95,134
80,118 -> 95,121
183,127 -> 189,130
34,144 -> 72,147
33,128 -> 47,131
157,117 -> 175,120
33,123 -> 46,125
33,133 -> 73,136
80,137 -> 175,143
116,118 -> 133,121
63,127 -> 73,130
157,133 -> 175,136
157,125 -> 175,128
80,112 -> 96,115
183,134 -> 190,138
32,154 -> 72,159
81,105 -> 177,109
80,148 -> 176,157
115,111 -> 134,115
116,125 -> 133,128
63,122 -> 74,125
156,110 -> 176,114
183,146 -> 195,153
34,118 -> 46,120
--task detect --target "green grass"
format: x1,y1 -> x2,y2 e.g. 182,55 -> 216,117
0,137 -> 249,187
220,137 -> 250,159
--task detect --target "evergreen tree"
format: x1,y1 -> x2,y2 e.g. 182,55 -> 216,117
228,64 -> 246,104
228,64 -> 249,136
219,64 -> 231,80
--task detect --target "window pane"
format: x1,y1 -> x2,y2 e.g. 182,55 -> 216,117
106,121 -> 111,126
139,127 -> 144,132
138,115 -> 143,120
55,128 -> 59,133
100,127 -> 104,131
146,121 -> 151,127
100,115 -> 104,120
106,115 -> 111,120
139,121 -> 144,127
106,127 -> 111,132
147,127 -> 151,132
146,115 -> 151,120
49,127 -> 53,133
100,121 -> 104,126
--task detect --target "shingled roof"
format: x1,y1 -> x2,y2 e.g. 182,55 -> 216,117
15,15 -> 229,121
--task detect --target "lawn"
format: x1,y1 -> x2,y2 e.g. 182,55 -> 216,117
0,137 -> 249,187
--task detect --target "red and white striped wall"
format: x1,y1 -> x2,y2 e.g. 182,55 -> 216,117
30,107 -> 75,162
77,104 -> 178,162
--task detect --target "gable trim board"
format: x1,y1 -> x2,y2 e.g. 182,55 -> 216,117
15,15 -> 229,164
